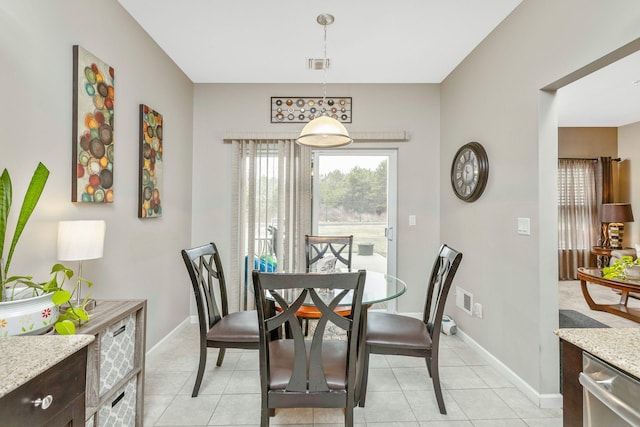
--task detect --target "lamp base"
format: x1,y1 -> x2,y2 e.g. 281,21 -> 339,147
608,222 -> 624,249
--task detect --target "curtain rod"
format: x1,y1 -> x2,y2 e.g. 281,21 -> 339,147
558,157 -> 621,161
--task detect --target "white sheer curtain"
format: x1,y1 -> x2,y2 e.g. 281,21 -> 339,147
558,159 -> 599,280
230,139 -> 312,311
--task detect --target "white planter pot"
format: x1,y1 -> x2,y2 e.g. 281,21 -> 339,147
0,288 -> 59,336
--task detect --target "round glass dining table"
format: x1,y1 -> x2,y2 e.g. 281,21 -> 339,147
262,270 -> 408,307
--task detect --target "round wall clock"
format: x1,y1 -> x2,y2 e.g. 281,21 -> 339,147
450,141 -> 489,202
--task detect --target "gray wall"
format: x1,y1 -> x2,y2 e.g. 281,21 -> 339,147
0,1 -> 194,347
618,121 -> 640,244
192,83 -> 440,314
441,0 -> 640,397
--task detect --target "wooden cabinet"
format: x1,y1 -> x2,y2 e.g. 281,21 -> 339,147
78,300 -> 146,427
0,346 -> 88,427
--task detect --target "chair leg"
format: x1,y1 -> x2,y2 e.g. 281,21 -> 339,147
192,341 -> 207,397
429,356 -> 447,415
216,348 -> 226,367
357,346 -> 371,407
345,406 -> 354,427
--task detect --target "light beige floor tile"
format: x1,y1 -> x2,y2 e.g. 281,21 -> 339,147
385,354 -> 431,368
223,369 -> 260,394
234,350 -> 260,371
145,371 -> 192,395
313,407 -> 365,424
471,420 -> 527,426
404,389 -> 468,421
367,353 -> 390,368
450,347 -> 486,366
419,421 -> 473,427
363,367 -> 401,392
470,366 -> 514,388
179,370 -> 233,395
155,394 -> 220,426
448,389 -> 518,420
440,366 -> 488,390
438,348 -> 467,367
143,394 -> 175,426
269,407 -> 313,424
360,391 -> 417,423
209,394 -> 261,425
522,418 -> 563,427
392,367 -> 433,391
494,388 -> 562,419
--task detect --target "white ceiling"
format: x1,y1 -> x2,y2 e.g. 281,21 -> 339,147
117,0 -> 640,127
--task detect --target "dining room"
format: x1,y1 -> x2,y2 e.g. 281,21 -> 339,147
2,1 -> 640,426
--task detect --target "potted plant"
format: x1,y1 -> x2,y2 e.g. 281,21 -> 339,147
0,163 -> 92,335
602,255 -> 640,280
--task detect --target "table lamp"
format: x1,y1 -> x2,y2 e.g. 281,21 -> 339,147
57,220 -> 106,306
601,203 -> 634,249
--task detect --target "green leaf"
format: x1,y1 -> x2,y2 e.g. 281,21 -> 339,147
4,163 -> 49,277
52,289 -> 71,305
55,320 -> 76,335
0,169 -> 12,264
70,307 -> 89,321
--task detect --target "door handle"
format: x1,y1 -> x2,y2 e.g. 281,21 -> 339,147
385,227 -> 393,241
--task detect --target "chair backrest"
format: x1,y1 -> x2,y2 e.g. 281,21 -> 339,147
305,235 -> 353,272
423,244 -> 463,339
181,242 -> 229,333
252,270 -> 366,397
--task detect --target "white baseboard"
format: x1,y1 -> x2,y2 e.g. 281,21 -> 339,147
456,328 -> 562,409
401,312 -> 562,409
146,316 -> 191,357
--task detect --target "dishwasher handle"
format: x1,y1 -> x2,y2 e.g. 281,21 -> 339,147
579,372 -> 640,425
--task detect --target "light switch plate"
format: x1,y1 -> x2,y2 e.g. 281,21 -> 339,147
517,217 -> 531,235
409,215 -> 416,226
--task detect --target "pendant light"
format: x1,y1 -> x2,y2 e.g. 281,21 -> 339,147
296,14 -> 352,148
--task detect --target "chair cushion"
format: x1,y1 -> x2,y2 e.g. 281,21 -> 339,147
268,340 -> 347,390
207,310 -> 259,343
366,312 -> 432,350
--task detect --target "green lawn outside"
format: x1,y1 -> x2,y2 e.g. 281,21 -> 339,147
318,222 -> 388,257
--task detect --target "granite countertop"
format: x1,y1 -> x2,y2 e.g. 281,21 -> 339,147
0,334 -> 94,399
556,328 -> 640,378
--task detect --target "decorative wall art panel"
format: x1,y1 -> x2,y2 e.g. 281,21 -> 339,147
270,97 -> 352,123
72,45 -> 115,203
138,104 -> 163,218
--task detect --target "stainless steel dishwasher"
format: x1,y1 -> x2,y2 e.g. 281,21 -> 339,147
579,352 -> 640,426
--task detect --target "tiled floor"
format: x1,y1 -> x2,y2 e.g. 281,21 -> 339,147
144,321 -> 563,426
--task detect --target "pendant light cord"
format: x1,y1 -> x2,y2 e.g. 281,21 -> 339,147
322,22 -> 328,116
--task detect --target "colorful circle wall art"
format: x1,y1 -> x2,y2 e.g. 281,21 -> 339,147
138,104 -> 163,218
72,46 -> 115,203
270,97 -> 352,123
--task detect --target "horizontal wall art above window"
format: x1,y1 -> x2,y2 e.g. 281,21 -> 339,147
270,97 -> 352,124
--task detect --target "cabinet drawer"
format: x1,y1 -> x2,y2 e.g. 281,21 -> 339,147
99,313 -> 136,395
97,376 -> 136,427
0,347 -> 87,427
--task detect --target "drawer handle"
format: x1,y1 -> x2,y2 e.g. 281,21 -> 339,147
112,391 -> 125,407
113,325 -> 126,337
32,394 -> 53,410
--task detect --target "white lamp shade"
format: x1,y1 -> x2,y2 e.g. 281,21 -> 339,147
296,116 -> 353,148
57,220 -> 106,261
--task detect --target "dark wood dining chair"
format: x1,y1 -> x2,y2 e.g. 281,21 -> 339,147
358,244 -> 462,414
297,235 -> 354,335
181,242 -> 259,397
252,270 -> 366,427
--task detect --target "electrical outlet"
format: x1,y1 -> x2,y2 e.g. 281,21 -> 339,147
473,302 -> 483,318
